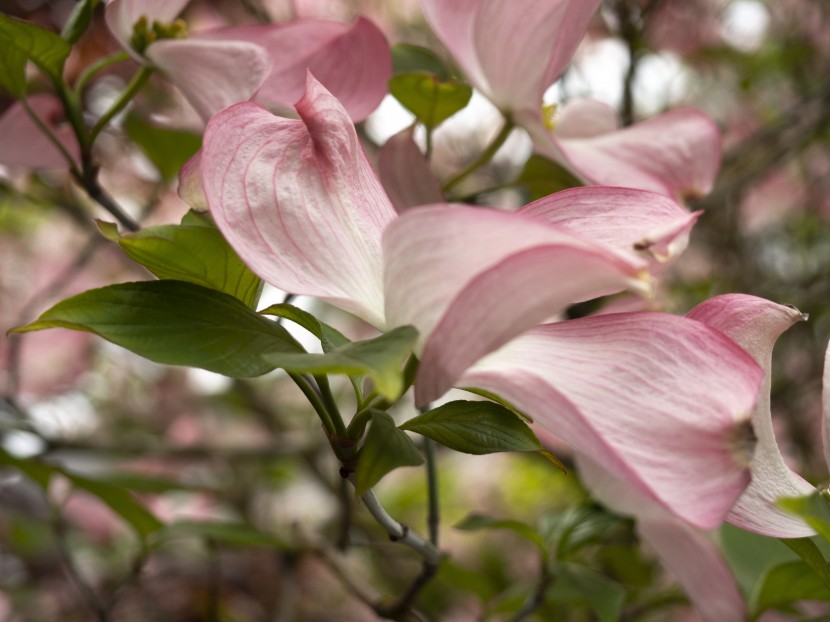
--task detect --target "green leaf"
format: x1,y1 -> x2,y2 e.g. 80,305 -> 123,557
61,0 -> 100,44
389,72 -> 472,129
0,448 -> 162,539
516,154 -> 584,202
779,492 -> 830,543
548,562 -> 626,622
123,113 -> 201,180
400,400 -> 542,455
0,14 -> 72,95
354,410 -> 423,496
391,43 -> 452,80
435,560 -> 496,602
10,280 -> 302,377
780,538 -> 830,591
751,560 -> 830,617
461,387 -> 532,422
261,325 -> 418,400
158,521 -> 286,549
98,212 -> 263,309
64,472 -> 163,539
0,447 -> 53,489
541,504 -> 623,561
259,303 -> 349,352
454,513 -> 547,554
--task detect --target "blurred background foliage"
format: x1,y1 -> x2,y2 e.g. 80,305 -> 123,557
1,0 -> 829,620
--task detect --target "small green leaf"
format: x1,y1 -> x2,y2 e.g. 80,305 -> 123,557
400,400 -> 542,455
354,411 -> 423,496
391,43 -> 452,80
780,538 -> 830,591
123,113 -> 201,180
61,0 -> 100,44
158,521 -> 286,549
99,212 -> 263,309
261,325 -> 418,400
548,562 -> 626,622
389,72 -> 472,129
64,472 -> 163,539
259,303 -> 350,352
0,14 -> 72,95
454,513 -> 547,553
11,280 -> 301,377
779,492 -> 830,543
516,154 -> 584,202
751,560 -> 830,617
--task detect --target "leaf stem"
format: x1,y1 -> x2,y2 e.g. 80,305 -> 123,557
442,118 -> 514,192
289,372 -> 336,438
315,374 -> 348,437
89,66 -> 152,144
74,51 -> 131,94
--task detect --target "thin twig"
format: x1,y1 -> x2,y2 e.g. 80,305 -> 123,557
357,486 -> 441,566
53,514 -> 109,622
509,558 -> 553,622
75,173 -> 140,232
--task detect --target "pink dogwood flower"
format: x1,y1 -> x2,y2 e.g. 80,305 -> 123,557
105,0 -> 391,121
566,294 -> 828,620
186,75 -> 763,527
420,0 -> 721,200
688,294 -> 818,537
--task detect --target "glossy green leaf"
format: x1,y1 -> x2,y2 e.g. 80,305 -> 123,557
98,213 -> 263,309
0,14 -> 71,95
261,326 -> 418,400
391,43 -> 452,80
259,303 -> 349,352
548,562 -> 626,622
461,387 -> 532,422
389,72 -> 472,129
454,513 -> 547,554
400,400 -> 542,455
61,0 -> 100,44
10,280 -> 301,377
751,560 -> 830,618
64,472 -> 164,538
516,154 -> 584,202
123,113 -> 201,180
354,410 -> 423,496
779,492 -> 830,543
158,521 -> 286,549
780,538 -> 830,592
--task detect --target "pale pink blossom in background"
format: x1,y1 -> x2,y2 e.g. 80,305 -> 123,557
420,0 -> 722,200
105,0 -> 391,122
0,95 -> 79,170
